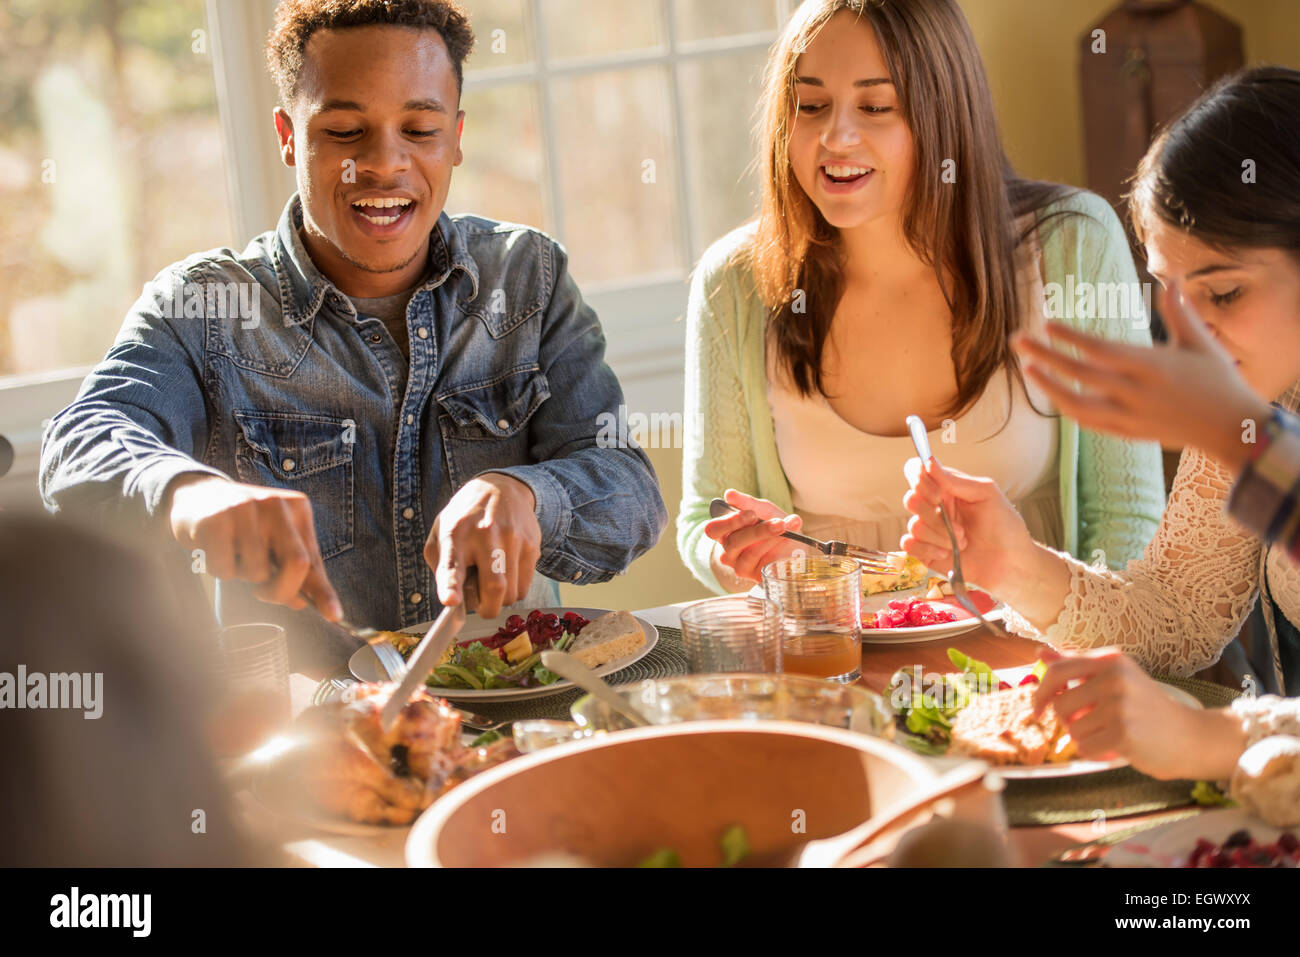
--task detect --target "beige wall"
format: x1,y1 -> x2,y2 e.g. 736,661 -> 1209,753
563,0 -> 1300,614
969,0 -> 1300,186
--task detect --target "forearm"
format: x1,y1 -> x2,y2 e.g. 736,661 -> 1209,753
993,540 -> 1073,633
41,402 -> 226,520
487,446 -> 666,585
1184,708 -> 1252,782
1005,448 -> 1262,673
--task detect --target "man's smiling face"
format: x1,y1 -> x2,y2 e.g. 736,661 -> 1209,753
273,25 -> 464,297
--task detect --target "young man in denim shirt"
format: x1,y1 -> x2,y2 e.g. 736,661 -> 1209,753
39,0 -> 667,667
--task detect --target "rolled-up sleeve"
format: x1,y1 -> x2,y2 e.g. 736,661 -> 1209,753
39,267 -> 228,523
484,243 -> 667,584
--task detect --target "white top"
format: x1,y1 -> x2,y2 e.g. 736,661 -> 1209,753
766,232 -> 1062,554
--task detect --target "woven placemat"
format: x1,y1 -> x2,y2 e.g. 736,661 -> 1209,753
313,624 -> 691,722
1003,675 -> 1241,827
1045,809 -> 1206,866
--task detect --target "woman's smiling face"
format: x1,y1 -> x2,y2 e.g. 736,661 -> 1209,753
786,10 -> 913,232
1143,220 -> 1300,400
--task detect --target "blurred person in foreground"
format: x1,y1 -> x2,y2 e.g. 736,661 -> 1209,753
38,0 -> 666,670
0,511 -> 259,865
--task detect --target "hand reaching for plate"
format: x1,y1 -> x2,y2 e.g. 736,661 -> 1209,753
1032,648 -> 1247,782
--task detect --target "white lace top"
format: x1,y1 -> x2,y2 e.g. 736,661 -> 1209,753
1003,446 -> 1299,679
1002,444 -> 1300,749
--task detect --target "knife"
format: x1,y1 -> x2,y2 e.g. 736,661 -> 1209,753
379,569 -> 480,731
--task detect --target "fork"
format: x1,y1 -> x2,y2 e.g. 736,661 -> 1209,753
904,415 -> 1016,641
293,589 -> 406,678
707,498 -> 896,575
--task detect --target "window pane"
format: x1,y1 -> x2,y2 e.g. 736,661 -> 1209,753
550,67 -> 682,283
445,82 -> 547,231
673,0 -> 780,42
463,0 -> 533,71
678,50 -> 767,255
0,0 -> 231,379
543,0 -> 664,61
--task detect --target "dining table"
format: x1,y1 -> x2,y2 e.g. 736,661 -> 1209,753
240,597 -> 1219,868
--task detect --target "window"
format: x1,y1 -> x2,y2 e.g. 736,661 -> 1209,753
0,0 -> 232,503
0,0 -> 233,381
448,0 -> 788,286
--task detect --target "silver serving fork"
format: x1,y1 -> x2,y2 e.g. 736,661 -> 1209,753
904,415 -> 1016,641
707,498 -> 896,575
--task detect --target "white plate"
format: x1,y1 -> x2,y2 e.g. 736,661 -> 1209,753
748,582 -> 1006,644
861,595 -> 1008,644
898,664 -> 1203,780
1106,807 -> 1298,867
348,607 -> 659,702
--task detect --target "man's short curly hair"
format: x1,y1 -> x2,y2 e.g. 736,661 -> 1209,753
266,0 -> 475,106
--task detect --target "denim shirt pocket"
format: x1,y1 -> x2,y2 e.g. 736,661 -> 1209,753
231,410 -> 355,560
435,368 -> 551,487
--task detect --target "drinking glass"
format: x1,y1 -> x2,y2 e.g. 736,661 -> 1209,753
762,555 -> 862,683
209,623 -> 291,757
679,596 -> 782,674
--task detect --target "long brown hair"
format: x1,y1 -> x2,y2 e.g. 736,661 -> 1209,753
748,0 -> 1074,416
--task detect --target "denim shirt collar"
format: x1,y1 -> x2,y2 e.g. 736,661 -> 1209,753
272,193 -> 480,327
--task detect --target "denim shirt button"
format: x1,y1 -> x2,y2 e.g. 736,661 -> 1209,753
406,414 -> 414,425
416,327 -> 429,339
571,571 -> 581,581
402,507 -> 415,520
410,592 -> 423,604
497,418 -> 509,430
282,458 -> 296,471
369,333 -> 381,343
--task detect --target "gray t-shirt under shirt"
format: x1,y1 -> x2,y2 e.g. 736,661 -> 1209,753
348,285 -> 420,365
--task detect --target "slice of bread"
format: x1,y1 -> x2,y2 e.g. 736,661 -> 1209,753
950,685 -> 1062,766
568,610 -> 645,669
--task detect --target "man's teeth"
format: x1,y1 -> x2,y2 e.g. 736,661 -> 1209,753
352,197 -> 412,225
823,165 -> 872,178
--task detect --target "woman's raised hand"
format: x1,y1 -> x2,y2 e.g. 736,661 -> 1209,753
1013,282 -> 1271,474
704,488 -> 807,584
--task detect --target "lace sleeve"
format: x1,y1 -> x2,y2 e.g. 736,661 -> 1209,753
1231,695 -> 1300,746
1001,447 -> 1262,675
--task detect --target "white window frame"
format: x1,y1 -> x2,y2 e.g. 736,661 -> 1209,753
462,0 -> 794,410
1,0 -> 794,501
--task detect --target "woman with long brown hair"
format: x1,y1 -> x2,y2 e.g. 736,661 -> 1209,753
677,0 -> 1166,593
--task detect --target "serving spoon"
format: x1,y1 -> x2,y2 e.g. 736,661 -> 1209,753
539,650 -> 653,728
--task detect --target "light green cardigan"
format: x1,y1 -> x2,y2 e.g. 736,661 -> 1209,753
677,191 -> 1168,594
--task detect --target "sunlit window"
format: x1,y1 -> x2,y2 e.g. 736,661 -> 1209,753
0,0 -> 233,381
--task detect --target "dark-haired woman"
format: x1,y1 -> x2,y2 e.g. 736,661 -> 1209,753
900,68 -> 1300,793
677,0 -> 1166,593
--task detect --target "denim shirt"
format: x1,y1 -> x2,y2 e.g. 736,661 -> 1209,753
40,195 -> 667,667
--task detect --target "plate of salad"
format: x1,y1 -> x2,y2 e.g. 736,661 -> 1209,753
887,648 -> 1201,779
348,607 -> 659,702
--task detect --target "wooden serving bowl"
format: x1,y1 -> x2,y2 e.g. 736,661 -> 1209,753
406,719 -> 959,867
